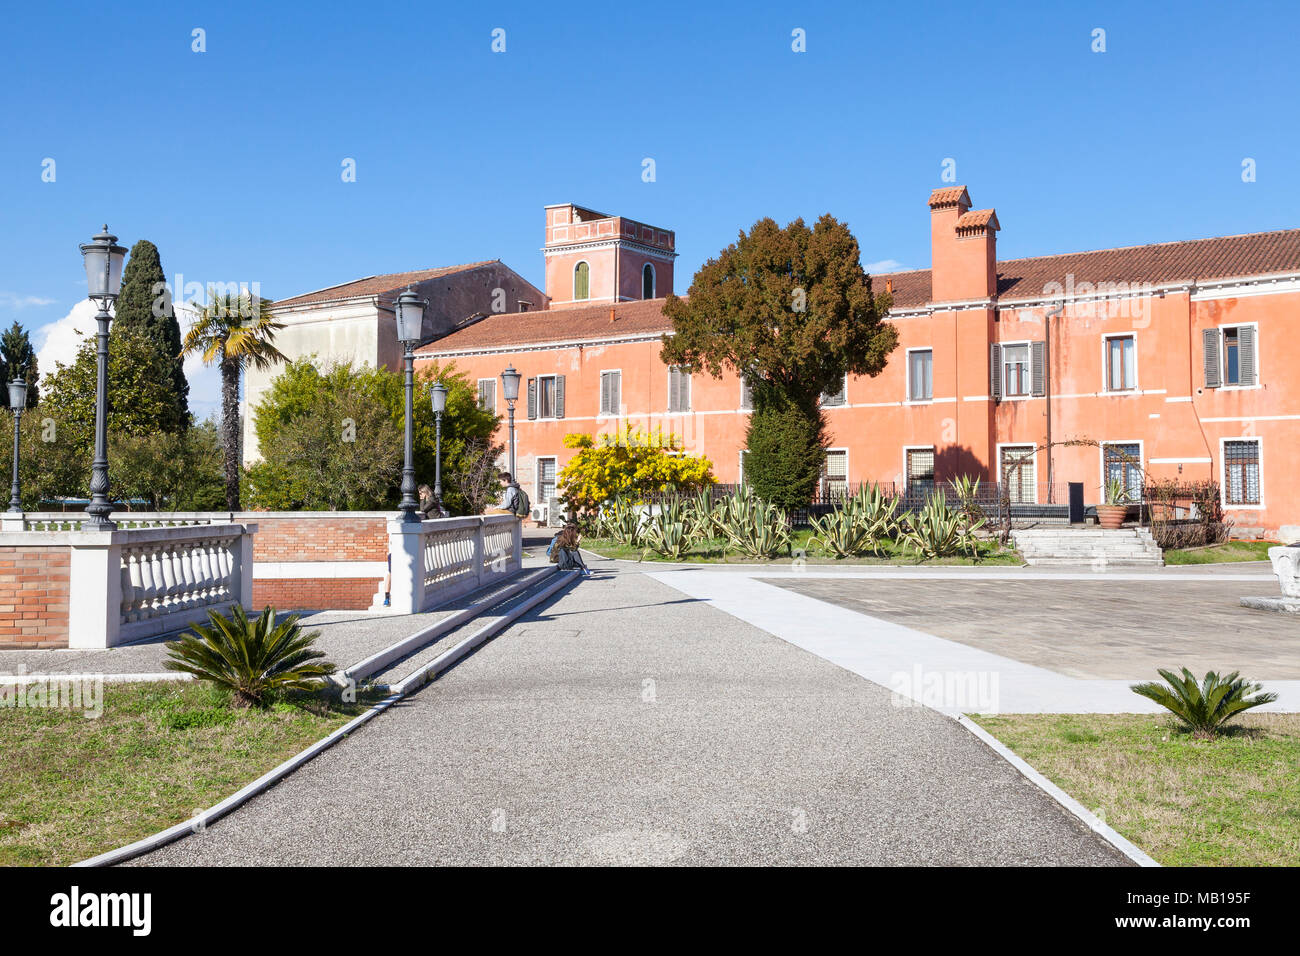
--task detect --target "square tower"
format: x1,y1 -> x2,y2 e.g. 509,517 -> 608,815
543,204 -> 677,307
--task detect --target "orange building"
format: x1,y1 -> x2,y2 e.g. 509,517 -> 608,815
416,188 -> 1299,536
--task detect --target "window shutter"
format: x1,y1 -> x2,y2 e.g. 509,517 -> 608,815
669,367 -> 682,412
527,377 -> 537,419
740,376 -> 753,410
1031,340 -> 1047,397
682,370 -> 691,411
989,344 -> 1002,401
1238,326 -> 1257,385
610,371 -> 621,414
1203,328 -> 1221,387
555,375 -> 566,418
600,372 -> 611,415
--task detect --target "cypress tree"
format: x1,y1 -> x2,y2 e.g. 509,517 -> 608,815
115,239 -> 190,428
742,384 -> 827,511
0,321 -> 39,407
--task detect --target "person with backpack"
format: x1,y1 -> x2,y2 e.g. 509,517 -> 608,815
548,522 -> 591,576
493,472 -> 531,519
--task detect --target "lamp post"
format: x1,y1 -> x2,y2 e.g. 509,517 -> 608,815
7,380 -> 28,514
431,383 -> 447,512
501,364 -> 521,478
394,287 -> 425,523
79,226 -> 127,531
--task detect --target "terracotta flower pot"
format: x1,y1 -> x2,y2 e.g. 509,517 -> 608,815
1095,504 -> 1127,530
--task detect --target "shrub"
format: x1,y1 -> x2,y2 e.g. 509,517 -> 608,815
742,391 -> 827,512
164,605 -> 336,708
595,496 -> 644,548
1130,668 -> 1278,738
559,427 -> 714,521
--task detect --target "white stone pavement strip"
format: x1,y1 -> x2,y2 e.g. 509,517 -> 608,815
644,568 -> 1300,714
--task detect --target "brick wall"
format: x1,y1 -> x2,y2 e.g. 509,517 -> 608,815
253,578 -> 379,611
0,545 -> 70,649
247,515 -> 387,562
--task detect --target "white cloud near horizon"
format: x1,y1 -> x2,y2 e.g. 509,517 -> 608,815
33,299 -> 222,423
0,291 -> 58,310
864,259 -> 911,275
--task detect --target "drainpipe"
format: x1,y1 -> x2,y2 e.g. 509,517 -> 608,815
1044,300 -> 1064,502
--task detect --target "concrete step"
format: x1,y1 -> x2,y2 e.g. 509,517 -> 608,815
1011,528 -> 1164,567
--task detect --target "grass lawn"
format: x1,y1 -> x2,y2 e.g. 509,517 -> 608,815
582,530 -> 1023,565
1163,540 -> 1276,565
972,712 -> 1300,866
0,680 -> 378,866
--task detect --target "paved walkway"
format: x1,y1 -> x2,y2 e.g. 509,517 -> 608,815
134,556 -> 1127,866
641,566 -> 1299,713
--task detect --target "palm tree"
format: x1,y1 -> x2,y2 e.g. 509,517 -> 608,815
183,290 -> 286,509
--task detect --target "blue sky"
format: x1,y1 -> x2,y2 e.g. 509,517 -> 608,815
2,0 -> 1298,417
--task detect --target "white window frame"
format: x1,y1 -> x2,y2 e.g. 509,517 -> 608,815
476,377 -> 497,413
1220,436 -> 1265,510
1218,322 -> 1261,390
667,366 -> 691,413
535,374 -> 559,420
536,455 -> 558,506
820,374 -> 848,407
642,262 -> 656,299
573,260 -> 591,301
902,444 -> 937,491
738,449 -> 749,485
905,347 -> 934,403
1000,340 -> 1033,400
598,369 -> 622,417
821,447 -> 850,498
997,442 -> 1038,505
1099,439 -> 1145,502
739,375 -> 753,411
1102,332 -> 1139,393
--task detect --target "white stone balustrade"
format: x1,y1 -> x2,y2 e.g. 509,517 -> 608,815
385,514 -> 522,614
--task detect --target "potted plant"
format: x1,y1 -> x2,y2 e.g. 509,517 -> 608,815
1096,477 -> 1130,530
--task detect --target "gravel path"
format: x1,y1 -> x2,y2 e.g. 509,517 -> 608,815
133,554 -> 1128,866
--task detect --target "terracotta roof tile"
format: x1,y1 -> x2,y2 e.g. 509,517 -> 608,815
274,261 -> 499,308
956,209 -> 1000,233
928,186 -> 971,209
419,298 -> 674,353
884,228 -> 1300,309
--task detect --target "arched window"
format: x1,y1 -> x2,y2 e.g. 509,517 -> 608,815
573,261 -> 590,301
642,263 -> 655,299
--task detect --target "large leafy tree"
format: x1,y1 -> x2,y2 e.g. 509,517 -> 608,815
114,239 -> 189,426
183,291 -> 286,510
246,358 -> 500,513
0,321 -> 39,407
41,325 -> 189,453
661,214 -> 897,506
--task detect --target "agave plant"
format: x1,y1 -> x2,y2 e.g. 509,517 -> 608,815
947,475 -> 986,526
1131,668 -> 1278,738
164,605 -> 336,707
640,494 -> 696,560
716,486 -> 791,559
900,491 -> 984,560
687,488 -> 722,541
596,496 -> 644,547
808,507 -> 874,558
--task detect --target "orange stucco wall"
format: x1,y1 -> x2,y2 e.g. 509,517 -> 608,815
421,279 -> 1297,534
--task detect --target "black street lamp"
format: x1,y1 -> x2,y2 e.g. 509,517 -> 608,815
394,287 -> 425,523
79,226 -> 127,531
7,379 -> 28,514
431,382 -> 447,511
501,364 -> 521,478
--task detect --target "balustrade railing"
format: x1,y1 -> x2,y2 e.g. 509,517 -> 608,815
119,529 -> 243,631
387,513 -> 523,614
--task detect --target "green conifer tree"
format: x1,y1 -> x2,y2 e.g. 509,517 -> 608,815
115,239 -> 189,428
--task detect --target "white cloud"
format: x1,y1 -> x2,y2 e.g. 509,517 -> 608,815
33,299 -> 222,423
864,259 -> 910,274
0,291 -> 57,310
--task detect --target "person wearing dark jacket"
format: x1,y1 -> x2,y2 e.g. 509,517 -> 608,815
548,522 -> 591,576
417,484 -> 447,518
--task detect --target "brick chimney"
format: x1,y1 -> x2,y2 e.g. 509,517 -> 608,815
928,186 -> 999,302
